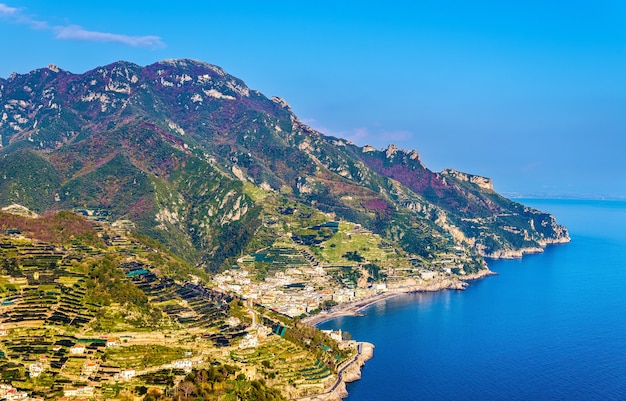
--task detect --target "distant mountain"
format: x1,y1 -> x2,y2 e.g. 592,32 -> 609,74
0,59 -> 569,272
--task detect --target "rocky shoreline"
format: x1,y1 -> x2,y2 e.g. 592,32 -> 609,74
296,342 -> 375,401
482,236 -> 572,259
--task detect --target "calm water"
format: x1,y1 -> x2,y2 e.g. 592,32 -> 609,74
319,199 -> 626,400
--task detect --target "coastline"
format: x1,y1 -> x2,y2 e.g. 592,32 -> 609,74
482,239 -> 571,259
303,268 -> 496,327
303,292 -> 402,326
295,342 -> 375,401
296,268 -> 495,400
296,233 -> 573,400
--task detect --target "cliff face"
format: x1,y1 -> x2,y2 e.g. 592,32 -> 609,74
0,59 -> 569,271
441,169 -> 494,191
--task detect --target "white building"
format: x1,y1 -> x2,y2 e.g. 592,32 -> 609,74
321,329 -> 343,342
173,359 -> 193,372
239,333 -> 259,349
29,362 -> 44,378
69,344 -> 86,355
375,283 -> 387,292
3,388 -> 29,400
64,386 -> 94,397
120,369 -> 136,380
83,361 -> 99,375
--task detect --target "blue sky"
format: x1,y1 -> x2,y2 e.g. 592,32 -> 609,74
1,1 -> 625,198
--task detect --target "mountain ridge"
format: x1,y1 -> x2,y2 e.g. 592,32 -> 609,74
0,59 -> 569,272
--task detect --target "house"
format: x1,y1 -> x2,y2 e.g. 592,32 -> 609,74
119,369 -> 135,380
4,387 -> 29,401
375,283 -> 387,292
0,326 -> 7,336
63,386 -> 93,397
241,365 -> 257,380
321,329 -> 343,342
0,384 -> 12,394
78,386 -> 94,396
239,333 -> 259,349
106,337 -> 118,348
173,359 -> 192,372
70,344 -> 86,355
0,385 -> 28,401
83,361 -> 99,375
29,362 -> 44,378
420,270 -> 436,280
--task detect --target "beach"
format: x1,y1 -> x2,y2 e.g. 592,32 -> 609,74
304,268 -> 496,327
303,293 -> 401,326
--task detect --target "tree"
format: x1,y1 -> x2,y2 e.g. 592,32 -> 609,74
178,380 -> 197,400
230,379 -> 251,400
321,300 -> 338,311
135,385 -> 149,395
364,263 -> 383,280
342,251 -> 364,263
195,369 -> 208,384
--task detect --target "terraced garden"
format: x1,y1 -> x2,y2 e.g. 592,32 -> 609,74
0,232 -> 244,398
230,337 -> 334,394
104,344 -> 187,369
0,211 -> 355,400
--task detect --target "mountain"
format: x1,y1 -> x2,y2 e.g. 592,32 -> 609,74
0,59 -> 571,400
0,59 -> 569,272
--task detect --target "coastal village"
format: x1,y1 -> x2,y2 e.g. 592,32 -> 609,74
0,207 -> 382,400
214,223 -> 485,320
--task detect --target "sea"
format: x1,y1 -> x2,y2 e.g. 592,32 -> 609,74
319,199 -> 626,400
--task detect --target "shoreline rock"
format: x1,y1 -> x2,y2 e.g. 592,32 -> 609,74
483,236 -> 572,259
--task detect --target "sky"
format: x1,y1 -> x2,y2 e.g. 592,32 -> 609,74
1,1 -> 625,198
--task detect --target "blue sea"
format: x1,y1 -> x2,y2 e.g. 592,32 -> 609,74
319,199 -> 626,400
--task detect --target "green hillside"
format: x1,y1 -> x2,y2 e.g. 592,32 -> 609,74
0,211 -> 353,400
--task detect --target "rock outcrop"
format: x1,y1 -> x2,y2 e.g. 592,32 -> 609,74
441,168 -> 494,191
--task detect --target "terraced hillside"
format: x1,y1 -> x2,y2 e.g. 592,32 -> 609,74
0,210 -> 353,400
